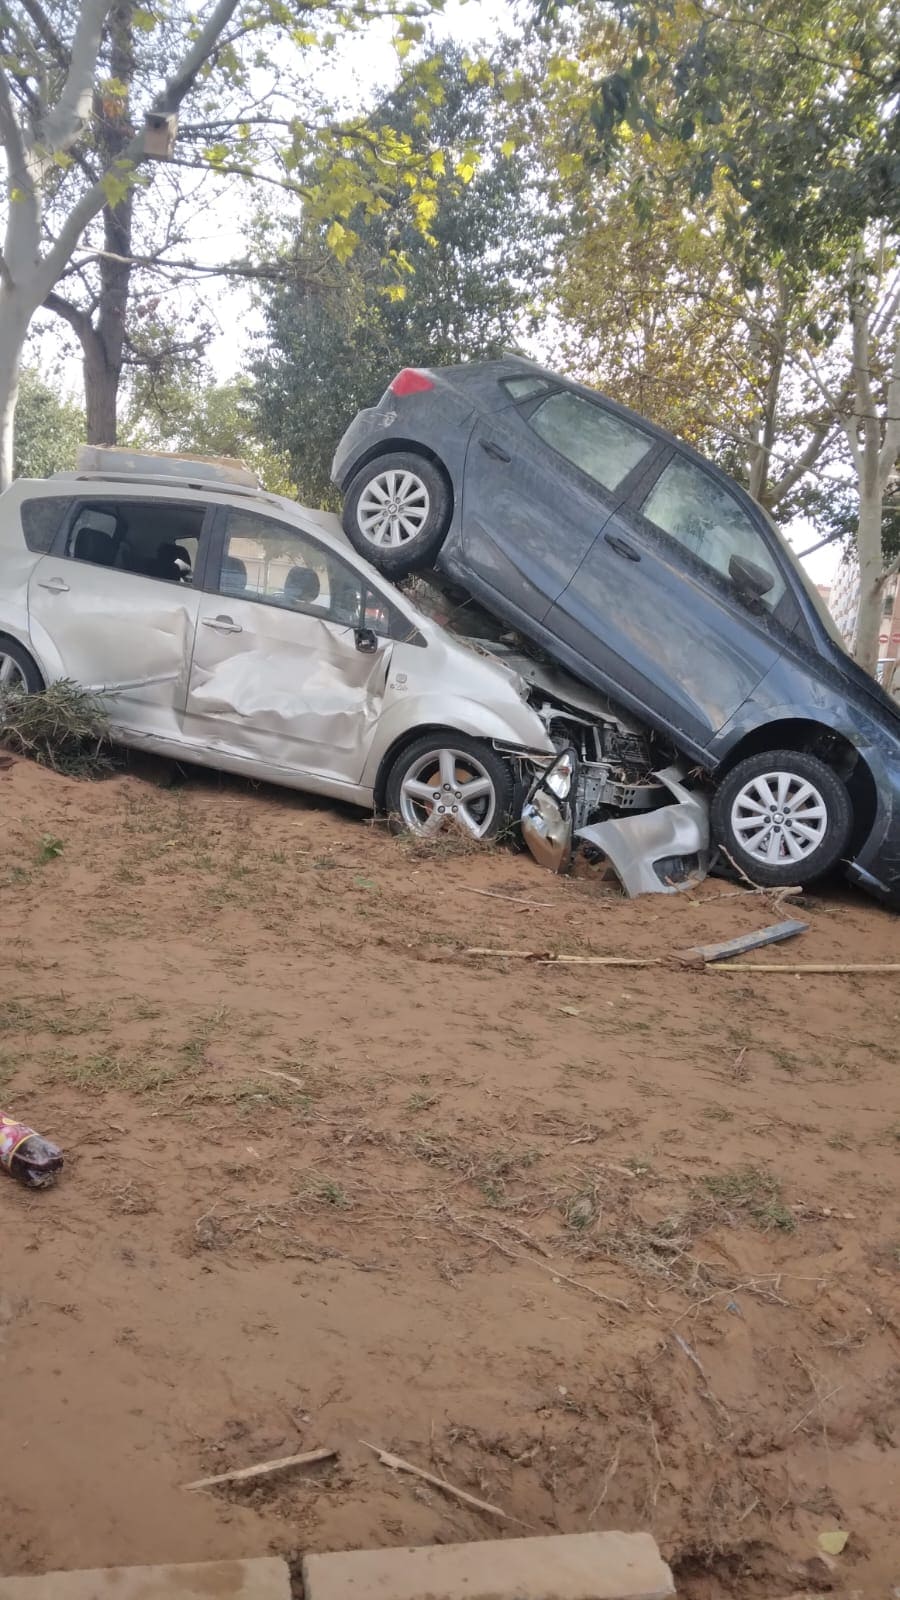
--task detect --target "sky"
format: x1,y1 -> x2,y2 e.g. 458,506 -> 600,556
34,0 -> 843,587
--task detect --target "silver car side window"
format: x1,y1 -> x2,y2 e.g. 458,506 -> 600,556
528,391 -> 653,492
642,456 -> 786,609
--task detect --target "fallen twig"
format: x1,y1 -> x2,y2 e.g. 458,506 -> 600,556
588,1444 -> 621,1523
444,1211 -> 629,1312
456,887 -> 555,908
256,1067 -> 308,1091
183,1446 -> 336,1491
360,1440 -> 524,1525
463,948 -> 655,966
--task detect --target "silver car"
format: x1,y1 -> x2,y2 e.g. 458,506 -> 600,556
0,448 -> 573,837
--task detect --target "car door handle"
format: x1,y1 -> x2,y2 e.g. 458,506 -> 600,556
479,438 -> 511,463
37,577 -> 69,593
604,533 -> 641,562
202,615 -> 242,634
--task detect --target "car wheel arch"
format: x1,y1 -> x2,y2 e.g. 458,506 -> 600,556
337,439 -> 454,507
0,632 -> 45,689
715,716 -> 878,855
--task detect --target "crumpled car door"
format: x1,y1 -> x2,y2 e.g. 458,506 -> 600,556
183,593 -> 393,785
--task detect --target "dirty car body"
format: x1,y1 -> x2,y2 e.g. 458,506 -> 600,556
333,358 -> 900,905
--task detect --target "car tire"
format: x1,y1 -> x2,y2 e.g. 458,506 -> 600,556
342,452 -> 452,576
385,732 -> 514,841
711,749 -> 853,887
0,638 -> 43,698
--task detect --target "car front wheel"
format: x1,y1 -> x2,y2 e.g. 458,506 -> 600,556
341,452 -> 452,576
385,734 -> 514,840
711,749 -> 853,887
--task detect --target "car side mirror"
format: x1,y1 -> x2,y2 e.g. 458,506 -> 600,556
729,553 -> 775,600
355,627 -> 378,653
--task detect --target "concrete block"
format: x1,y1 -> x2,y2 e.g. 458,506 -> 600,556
303,1530 -> 675,1600
0,1557 -> 292,1599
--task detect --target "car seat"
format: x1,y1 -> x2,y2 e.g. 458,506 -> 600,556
153,542 -> 192,582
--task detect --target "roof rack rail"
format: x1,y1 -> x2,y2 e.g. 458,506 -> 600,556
73,445 -> 260,490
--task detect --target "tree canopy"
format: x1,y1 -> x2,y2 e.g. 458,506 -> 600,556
252,42 -> 547,503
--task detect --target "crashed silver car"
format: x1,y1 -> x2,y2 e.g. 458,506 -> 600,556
0,449 -> 705,890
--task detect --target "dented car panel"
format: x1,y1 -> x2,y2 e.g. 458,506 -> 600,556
27,549 -> 200,737
574,766 -> 710,897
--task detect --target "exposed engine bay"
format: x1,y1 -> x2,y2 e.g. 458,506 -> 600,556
403,573 -> 710,893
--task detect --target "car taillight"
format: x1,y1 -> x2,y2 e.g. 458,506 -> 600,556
389,368 -> 435,397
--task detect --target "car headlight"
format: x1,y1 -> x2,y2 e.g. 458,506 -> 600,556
546,748 -> 577,800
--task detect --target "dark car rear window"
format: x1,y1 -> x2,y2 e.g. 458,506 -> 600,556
501,375 -> 553,403
21,496 -> 73,553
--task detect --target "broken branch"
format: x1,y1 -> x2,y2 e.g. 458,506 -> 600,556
360,1440 -> 525,1525
182,1447 -> 335,1491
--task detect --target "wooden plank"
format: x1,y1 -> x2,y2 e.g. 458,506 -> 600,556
710,962 -> 900,975
678,918 -> 809,966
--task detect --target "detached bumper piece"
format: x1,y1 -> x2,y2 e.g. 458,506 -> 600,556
575,766 -> 710,897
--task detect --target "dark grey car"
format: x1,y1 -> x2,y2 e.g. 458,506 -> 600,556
332,357 -> 900,905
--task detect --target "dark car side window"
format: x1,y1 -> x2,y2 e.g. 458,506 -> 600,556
527,391 -> 654,494
60,498 -> 206,584
21,496 -> 74,553
640,455 -> 787,611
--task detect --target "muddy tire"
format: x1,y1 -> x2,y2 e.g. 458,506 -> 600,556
385,733 -> 514,841
711,749 -> 853,887
341,452 -> 452,577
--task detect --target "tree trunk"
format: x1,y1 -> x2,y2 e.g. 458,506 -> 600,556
82,0 -> 136,445
83,330 -> 121,444
854,486 -> 887,675
0,290 -> 34,491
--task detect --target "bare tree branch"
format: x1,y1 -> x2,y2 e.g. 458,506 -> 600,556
43,0 -> 114,151
16,0 -> 69,65
878,317 -> 900,492
39,0 -> 243,291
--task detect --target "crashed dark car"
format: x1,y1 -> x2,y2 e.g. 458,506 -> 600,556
332,357 -> 900,905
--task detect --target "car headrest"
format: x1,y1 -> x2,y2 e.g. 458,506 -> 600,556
221,555 -> 247,594
284,566 -> 321,605
74,526 -> 115,566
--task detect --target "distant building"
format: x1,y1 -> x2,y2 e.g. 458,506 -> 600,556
828,557 -> 860,648
827,555 -> 900,692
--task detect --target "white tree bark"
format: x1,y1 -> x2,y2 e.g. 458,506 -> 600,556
0,0 -> 242,489
840,251 -> 900,674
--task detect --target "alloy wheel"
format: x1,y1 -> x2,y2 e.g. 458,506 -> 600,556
0,653 -> 27,698
399,747 -> 497,837
356,468 -> 431,548
730,770 -> 828,866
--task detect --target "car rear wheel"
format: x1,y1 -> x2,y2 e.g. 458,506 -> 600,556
0,640 -> 43,701
342,452 -> 452,576
711,749 -> 853,887
385,733 -> 514,841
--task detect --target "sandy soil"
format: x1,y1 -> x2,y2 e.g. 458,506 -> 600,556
1,753 -> 898,1597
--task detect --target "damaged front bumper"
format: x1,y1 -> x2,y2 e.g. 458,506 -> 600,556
521,750 -> 710,896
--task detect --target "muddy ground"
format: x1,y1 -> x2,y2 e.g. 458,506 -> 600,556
1,754 -> 898,1596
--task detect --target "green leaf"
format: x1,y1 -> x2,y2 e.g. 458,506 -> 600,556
817,1531 -> 849,1556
